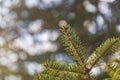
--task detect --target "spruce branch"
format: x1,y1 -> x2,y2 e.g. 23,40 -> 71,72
43,61 -> 83,74
105,57 -> 120,79
105,63 -> 116,77
34,24 -> 120,80
34,73 -> 62,80
112,68 -> 120,80
60,25 -> 87,67
88,38 -> 120,71
43,61 -> 85,79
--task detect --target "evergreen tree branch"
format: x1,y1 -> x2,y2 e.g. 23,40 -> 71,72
43,68 -> 84,80
43,61 -> 85,78
106,63 -> 116,77
34,73 -> 63,80
104,78 -> 112,80
105,58 -> 120,79
34,24 -> 120,80
112,68 -> 120,80
43,61 -> 83,74
60,25 -> 87,67
42,61 -> 87,80
88,38 -> 120,71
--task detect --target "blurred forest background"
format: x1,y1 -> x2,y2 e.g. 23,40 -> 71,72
0,0 -> 120,80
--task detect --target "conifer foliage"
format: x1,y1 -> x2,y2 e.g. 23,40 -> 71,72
34,25 -> 120,80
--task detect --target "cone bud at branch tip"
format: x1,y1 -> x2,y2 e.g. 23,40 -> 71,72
59,20 -> 67,27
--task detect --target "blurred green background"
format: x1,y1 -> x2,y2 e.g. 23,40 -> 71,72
0,0 -> 120,80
